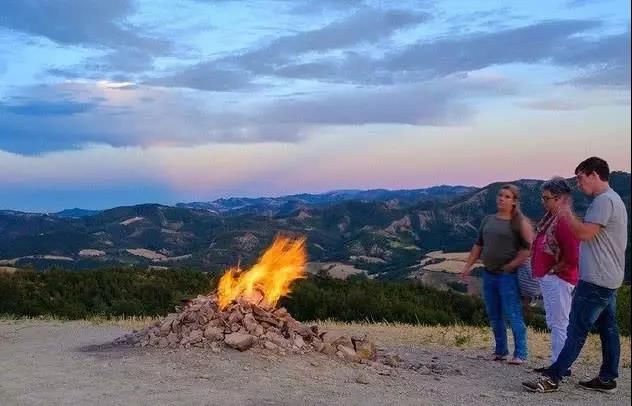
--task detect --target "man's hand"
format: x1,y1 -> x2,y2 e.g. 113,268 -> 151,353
557,199 -> 573,219
549,261 -> 565,274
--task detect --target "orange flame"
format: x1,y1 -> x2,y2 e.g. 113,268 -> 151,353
217,235 -> 307,310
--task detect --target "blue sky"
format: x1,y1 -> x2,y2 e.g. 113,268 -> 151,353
0,0 -> 630,212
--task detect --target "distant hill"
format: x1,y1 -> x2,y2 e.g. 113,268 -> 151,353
53,208 -> 101,218
1,173 -> 629,281
176,185 -> 477,215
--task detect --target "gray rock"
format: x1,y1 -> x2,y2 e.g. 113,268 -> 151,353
204,327 -> 224,341
188,329 -> 203,344
337,345 -> 360,363
355,374 -> 371,385
224,333 -> 256,351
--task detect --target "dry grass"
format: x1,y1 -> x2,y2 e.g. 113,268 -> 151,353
422,260 -> 468,274
3,315 -> 629,367
426,251 -> 472,261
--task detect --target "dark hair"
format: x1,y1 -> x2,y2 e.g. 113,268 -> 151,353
541,176 -> 572,196
575,157 -> 609,181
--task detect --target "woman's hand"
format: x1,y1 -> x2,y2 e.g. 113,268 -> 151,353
549,261 -> 566,275
459,266 -> 472,283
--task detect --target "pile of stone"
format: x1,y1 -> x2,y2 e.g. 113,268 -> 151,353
113,294 -> 376,363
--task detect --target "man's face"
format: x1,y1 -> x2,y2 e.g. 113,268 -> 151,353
576,171 -> 595,195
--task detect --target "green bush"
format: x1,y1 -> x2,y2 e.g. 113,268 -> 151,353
0,268 -> 214,318
1,268 -> 629,337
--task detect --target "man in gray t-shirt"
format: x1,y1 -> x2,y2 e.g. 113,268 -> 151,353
580,187 -> 628,289
523,157 -> 628,394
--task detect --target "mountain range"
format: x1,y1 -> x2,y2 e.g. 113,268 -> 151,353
1,172 -> 629,281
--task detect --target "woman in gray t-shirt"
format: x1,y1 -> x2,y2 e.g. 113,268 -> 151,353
460,184 -> 534,364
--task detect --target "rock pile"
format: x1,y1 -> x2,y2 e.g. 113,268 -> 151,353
114,294 -> 376,363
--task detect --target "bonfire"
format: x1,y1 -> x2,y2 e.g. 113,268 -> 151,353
114,236 -> 377,363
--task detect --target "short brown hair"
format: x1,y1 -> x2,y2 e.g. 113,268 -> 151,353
575,157 -> 609,181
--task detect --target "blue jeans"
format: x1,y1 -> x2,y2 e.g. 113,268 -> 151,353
482,271 -> 528,360
547,280 -> 620,382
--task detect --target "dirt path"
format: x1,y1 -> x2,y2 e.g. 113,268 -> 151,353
0,320 -> 629,405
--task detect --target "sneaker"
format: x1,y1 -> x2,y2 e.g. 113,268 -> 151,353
508,357 -> 525,365
493,354 -> 509,361
578,377 -> 617,393
522,376 -> 560,393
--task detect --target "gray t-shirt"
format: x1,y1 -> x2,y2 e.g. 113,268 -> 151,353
580,187 -> 628,289
476,215 -> 530,272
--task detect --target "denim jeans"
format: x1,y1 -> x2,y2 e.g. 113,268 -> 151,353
547,280 -> 620,382
482,271 -> 528,360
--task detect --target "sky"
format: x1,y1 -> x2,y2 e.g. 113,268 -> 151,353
0,0 -> 630,212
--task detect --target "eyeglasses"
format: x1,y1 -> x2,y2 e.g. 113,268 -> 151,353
541,195 -> 558,201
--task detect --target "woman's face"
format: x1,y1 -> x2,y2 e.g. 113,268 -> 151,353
497,188 -> 516,212
541,189 -> 561,212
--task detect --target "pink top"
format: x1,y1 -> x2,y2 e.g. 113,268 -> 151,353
532,216 -> 579,285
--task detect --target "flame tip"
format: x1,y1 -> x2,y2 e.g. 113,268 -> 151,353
216,235 -> 307,310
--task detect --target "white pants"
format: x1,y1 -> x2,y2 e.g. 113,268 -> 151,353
539,274 -> 575,363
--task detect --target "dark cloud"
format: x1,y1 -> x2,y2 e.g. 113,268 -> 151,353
556,30 -> 631,88
88,48 -> 157,73
151,8 -> 429,90
1,0 -> 170,76
286,0 -> 366,14
146,65 -> 255,91
192,0 -> 368,14
520,99 -> 585,111
160,18 -> 626,90
245,8 -> 429,56
259,73 -> 515,126
0,100 -> 97,116
266,19 -> 631,89
386,20 -> 600,77
0,73 -> 514,155
0,0 -> 168,51
566,63 -> 631,88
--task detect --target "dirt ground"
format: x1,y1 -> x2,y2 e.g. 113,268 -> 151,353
0,320 -> 629,406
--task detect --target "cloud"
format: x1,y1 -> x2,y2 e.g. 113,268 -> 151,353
0,71 -> 515,155
263,19 -> 632,90
0,100 -> 97,116
0,0 -> 168,50
558,30 -> 631,88
1,0 -> 171,76
232,19 -> 623,87
193,0 -> 368,14
386,20 -> 600,76
147,65 -> 255,91
151,8 -> 429,90
256,71 -> 514,126
248,8 -> 429,56
520,99 -> 586,111
286,0 -> 367,14
0,82 -> 211,154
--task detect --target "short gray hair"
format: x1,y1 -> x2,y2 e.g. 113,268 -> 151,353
541,176 -> 572,196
